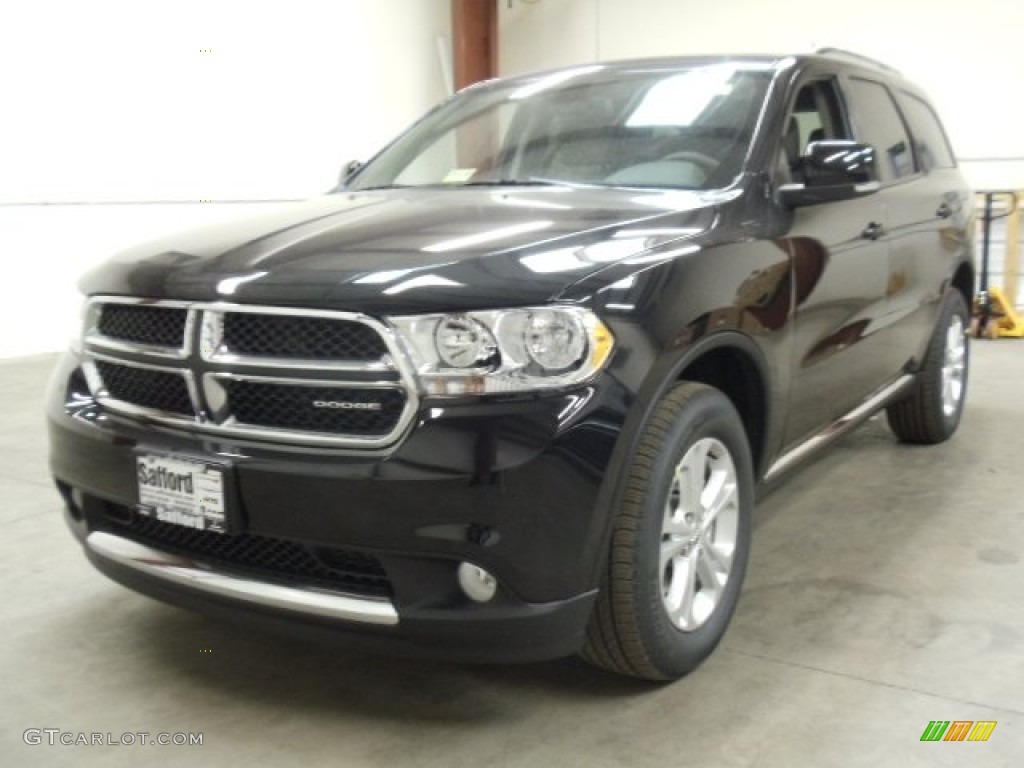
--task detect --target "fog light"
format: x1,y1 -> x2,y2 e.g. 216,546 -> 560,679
458,562 -> 497,603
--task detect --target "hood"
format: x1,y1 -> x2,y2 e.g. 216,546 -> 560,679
81,186 -> 722,314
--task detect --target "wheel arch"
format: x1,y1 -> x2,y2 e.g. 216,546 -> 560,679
951,259 -> 974,307
584,331 -> 772,591
675,344 -> 768,482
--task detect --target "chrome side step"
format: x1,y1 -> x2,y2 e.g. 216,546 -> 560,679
86,532 -> 399,626
764,374 -> 915,483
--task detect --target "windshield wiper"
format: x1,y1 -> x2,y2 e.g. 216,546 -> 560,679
459,178 -> 605,189
458,179 -> 557,187
351,178 -> 599,191
352,184 -> 415,191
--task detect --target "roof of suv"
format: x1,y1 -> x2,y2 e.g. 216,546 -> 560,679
487,49 -> 923,105
502,49 -> 900,84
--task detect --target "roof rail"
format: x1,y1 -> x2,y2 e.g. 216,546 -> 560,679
815,47 -> 899,73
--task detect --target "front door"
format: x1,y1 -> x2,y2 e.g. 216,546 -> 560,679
777,77 -> 894,447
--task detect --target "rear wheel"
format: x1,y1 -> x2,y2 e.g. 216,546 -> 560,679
887,291 -> 970,444
582,382 -> 753,680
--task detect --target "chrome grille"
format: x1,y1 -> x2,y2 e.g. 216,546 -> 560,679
97,304 -> 187,348
222,313 -> 387,360
224,381 -> 405,435
81,298 -> 417,450
94,360 -> 193,416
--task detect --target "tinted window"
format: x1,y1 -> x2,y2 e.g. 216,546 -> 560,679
792,79 -> 850,149
845,78 -> 916,182
351,64 -> 773,191
898,92 -> 955,171
779,79 -> 851,183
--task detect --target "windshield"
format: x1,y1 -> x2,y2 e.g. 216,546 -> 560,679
350,63 -> 773,192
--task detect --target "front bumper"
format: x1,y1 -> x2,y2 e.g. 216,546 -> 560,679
48,351 -> 628,662
86,531 -> 399,624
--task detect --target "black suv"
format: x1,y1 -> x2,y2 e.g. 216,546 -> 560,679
48,50 -> 973,680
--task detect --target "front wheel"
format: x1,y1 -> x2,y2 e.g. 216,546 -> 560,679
582,382 -> 753,681
887,290 -> 970,444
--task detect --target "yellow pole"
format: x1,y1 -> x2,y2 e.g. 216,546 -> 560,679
1005,191 -> 1021,307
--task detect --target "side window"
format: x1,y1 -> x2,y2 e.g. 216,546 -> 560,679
844,78 -> 916,182
780,79 -> 849,181
897,92 -> 956,171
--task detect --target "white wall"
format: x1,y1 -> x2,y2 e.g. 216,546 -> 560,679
0,0 -> 453,203
498,0 -> 1024,189
0,203 -> 290,358
0,0 -> 451,358
500,0 -> 599,77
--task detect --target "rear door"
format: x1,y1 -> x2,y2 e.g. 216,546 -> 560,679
886,87 -> 972,363
840,75 -> 965,373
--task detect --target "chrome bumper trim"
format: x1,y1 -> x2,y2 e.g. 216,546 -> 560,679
86,532 -> 399,626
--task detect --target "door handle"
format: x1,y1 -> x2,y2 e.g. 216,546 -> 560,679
936,202 -> 952,219
861,221 -> 885,240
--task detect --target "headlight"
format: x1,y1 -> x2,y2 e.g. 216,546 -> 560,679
525,309 -> 586,370
434,315 -> 498,368
390,307 -> 614,395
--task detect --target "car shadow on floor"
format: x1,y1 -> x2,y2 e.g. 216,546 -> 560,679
104,596 -> 659,725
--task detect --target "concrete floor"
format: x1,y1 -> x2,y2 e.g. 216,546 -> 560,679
1,343 -> 1021,767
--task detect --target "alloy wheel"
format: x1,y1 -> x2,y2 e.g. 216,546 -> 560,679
941,314 -> 966,417
660,437 -> 739,631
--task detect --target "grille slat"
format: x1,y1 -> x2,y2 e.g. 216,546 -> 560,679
99,505 -> 393,597
222,313 -> 388,361
97,304 -> 187,348
226,382 -> 405,435
95,361 -> 193,416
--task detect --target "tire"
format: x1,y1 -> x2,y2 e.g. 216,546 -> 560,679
582,382 -> 753,681
886,290 -> 970,444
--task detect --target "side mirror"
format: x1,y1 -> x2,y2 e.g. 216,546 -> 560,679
780,141 -> 880,207
338,159 -> 364,186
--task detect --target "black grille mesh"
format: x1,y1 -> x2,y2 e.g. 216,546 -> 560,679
222,313 -> 388,360
96,361 -> 193,415
225,382 -> 405,434
98,304 -> 187,348
100,505 -> 392,597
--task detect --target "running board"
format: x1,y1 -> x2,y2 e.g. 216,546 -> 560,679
86,532 -> 399,626
764,375 -> 915,483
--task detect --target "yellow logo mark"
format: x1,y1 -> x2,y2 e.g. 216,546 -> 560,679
967,721 -> 997,742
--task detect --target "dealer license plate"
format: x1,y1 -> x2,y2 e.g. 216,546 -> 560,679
136,454 -> 228,533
